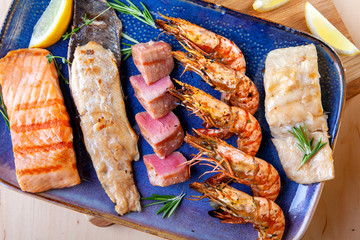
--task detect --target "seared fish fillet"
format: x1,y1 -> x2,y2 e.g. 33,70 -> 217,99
0,49 -> 80,192
264,44 -> 334,184
70,42 -> 140,215
68,0 -> 122,65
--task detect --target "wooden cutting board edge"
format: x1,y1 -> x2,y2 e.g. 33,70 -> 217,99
205,0 -> 360,101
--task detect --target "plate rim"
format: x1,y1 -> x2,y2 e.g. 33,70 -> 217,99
0,0 -> 346,239
0,0 -> 18,49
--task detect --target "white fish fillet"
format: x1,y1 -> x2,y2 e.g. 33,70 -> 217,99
264,44 -> 334,184
70,41 -> 140,214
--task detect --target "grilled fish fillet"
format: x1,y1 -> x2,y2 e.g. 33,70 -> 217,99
0,49 -> 80,192
70,41 -> 140,215
264,44 -> 334,184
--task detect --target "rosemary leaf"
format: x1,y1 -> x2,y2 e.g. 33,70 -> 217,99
289,123 -> 328,170
126,0 -> 141,12
143,200 -> 169,207
122,43 -> 133,47
120,48 -> 132,61
160,199 -> 179,218
141,2 -> 154,23
113,0 -> 127,7
142,192 -> 185,218
0,92 -> 10,130
121,32 -> 139,44
46,54 -> 71,65
45,54 -> 70,84
167,197 -> 182,218
62,7 -> 112,40
0,109 -> 10,129
107,0 -> 156,28
142,194 -> 175,201
120,33 -> 139,60
156,199 -> 177,215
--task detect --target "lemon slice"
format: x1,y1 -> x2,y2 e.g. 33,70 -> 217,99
253,0 -> 291,12
305,2 -> 359,56
29,0 -> 73,48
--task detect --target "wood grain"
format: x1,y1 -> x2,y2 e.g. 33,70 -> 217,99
1,0 -> 360,240
207,0 -> 360,99
302,94 -> 360,240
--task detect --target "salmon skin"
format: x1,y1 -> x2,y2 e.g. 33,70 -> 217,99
70,42 -> 141,215
68,0 -> 122,65
0,49 -> 80,193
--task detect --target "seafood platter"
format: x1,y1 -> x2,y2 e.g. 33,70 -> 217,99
0,0 -> 344,239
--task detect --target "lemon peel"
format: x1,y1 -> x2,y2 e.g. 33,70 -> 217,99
305,2 -> 359,56
253,0 -> 291,12
29,0 -> 73,48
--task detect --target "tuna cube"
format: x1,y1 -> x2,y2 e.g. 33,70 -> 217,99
144,152 -> 190,187
135,111 -> 184,159
132,41 -> 174,85
130,75 -> 178,119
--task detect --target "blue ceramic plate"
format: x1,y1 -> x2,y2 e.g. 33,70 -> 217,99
0,0 -> 345,239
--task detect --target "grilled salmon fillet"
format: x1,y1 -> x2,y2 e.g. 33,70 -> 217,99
70,41 -> 141,215
0,48 -> 80,193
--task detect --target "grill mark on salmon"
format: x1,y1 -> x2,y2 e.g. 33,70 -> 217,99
13,141 -> 73,155
13,98 -> 63,111
17,163 -> 78,186
17,164 -> 63,176
11,119 -> 71,133
0,48 -> 80,193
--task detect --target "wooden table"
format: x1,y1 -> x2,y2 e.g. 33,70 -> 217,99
0,0 -> 359,239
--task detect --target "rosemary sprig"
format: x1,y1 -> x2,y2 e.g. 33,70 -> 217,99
121,32 -> 139,60
122,32 -> 140,44
46,55 -> 71,65
289,123 -> 327,170
0,91 -> 10,130
107,0 -> 156,28
46,54 -> 71,84
62,7 -> 112,40
142,192 -> 186,218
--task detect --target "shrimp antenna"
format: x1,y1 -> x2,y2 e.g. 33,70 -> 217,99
156,31 -> 166,41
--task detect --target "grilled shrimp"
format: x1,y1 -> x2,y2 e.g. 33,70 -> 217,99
168,80 -> 262,156
172,49 -> 259,114
185,131 -> 281,200
156,14 -> 246,74
190,182 -> 285,240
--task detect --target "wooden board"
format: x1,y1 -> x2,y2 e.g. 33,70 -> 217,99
207,0 -> 360,100
0,1 -> 359,239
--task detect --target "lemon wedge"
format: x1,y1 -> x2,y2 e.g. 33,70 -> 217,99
305,2 -> 359,56
253,0 -> 291,12
29,0 -> 73,48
